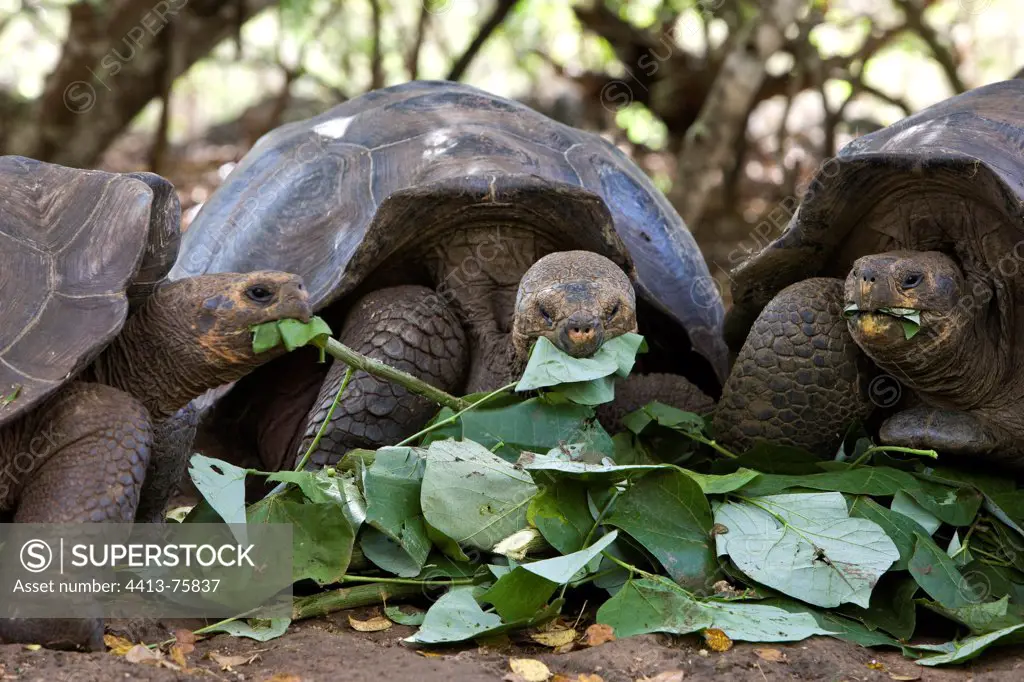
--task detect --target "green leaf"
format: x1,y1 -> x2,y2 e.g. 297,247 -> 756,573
203,617 -> 291,642
701,600 -> 836,642
188,455 -> 248,543
711,442 -> 824,475
597,578 -> 711,638
515,333 -> 644,392
422,396 -> 607,462
251,315 -> 333,354
621,402 -> 705,436
405,586 -> 562,644
905,477 -> 983,527
266,469 -> 366,529
248,496 -> 354,585
738,467 -> 919,497
923,595 -> 1024,635
518,449 -> 665,482
715,493 -> 900,608
849,496 -> 929,571
420,440 -> 538,550
557,375 -> 617,405
527,481 -> 595,554
891,491 -> 942,535
384,606 -> 426,626
481,531 -> 618,621
360,526 -> 424,577
0,385 -> 21,406
839,574 -> 918,640
404,587 -> 504,644
915,624 -> 1024,666
362,447 -> 430,574
908,532 -> 973,609
606,470 -> 716,590
680,468 -> 760,495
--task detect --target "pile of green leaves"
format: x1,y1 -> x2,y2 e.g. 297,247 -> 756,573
183,323 -> 1024,666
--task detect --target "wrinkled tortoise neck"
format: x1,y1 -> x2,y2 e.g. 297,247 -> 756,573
91,301 -> 260,419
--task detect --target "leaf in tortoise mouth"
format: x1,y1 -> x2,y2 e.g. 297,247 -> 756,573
842,304 -> 921,340
251,316 -> 334,354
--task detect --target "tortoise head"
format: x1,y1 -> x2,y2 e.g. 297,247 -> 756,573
146,271 -> 311,374
843,251 -> 970,361
512,251 -> 637,362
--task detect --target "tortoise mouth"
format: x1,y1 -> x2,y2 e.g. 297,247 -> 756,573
843,304 -> 922,340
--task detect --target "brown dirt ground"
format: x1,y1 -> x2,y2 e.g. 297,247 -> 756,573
1,607 -> 1021,682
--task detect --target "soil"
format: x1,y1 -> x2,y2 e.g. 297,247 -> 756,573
1,607 -> 1021,682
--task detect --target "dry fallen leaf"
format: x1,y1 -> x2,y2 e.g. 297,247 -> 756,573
416,651 -> 444,658
530,628 -> 577,648
265,675 -> 303,682
510,657 -> 552,682
553,643 -> 575,654
173,629 -> 197,655
702,628 -> 733,652
125,645 -> 162,665
637,672 -> 684,682
867,661 -> 887,671
104,634 -> 135,656
209,651 -> 259,671
348,614 -> 393,632
21,644 -> 41,652
889,675 -> 921,681
577,675 -> 604,682
584,623 -> 616,647
754,648 -> 786,663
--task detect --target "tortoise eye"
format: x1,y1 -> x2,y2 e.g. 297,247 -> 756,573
607,302 -> 621,320
246,285 -> 276,303
901,273 -> 923,289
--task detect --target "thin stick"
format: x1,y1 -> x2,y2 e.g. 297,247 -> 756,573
293,367 -> 354,472
318,337 -> 470,412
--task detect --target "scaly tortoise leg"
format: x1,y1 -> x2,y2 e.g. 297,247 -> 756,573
294,286 -> 468,469
134,404 -> 199,524
0,382 -> 152,651
713,278 -> 874,456
597,373 -> 715,433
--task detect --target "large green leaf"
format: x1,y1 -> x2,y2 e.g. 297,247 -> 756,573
247,495 -> 354,585
405,586 -> 562,644
362,447 -> 430,574
188,454 -> 248,543
914,624 -> 1024,666
908,532 -> 973,609
849,496 -> 930,571
923,595 -> 1024,635
480,531 -> 618,621
518,449 -> 665,482
839,574 -> 918,640
606,470 -> 716,590
891,491 -> 941,535
421,440 -> 538,550
715,493 -> 899,608
204,618 -> 291,642
739,467 -> 919,497
422,396 -> 608,461
527,481 -> 595,554
515,333 -> 644,392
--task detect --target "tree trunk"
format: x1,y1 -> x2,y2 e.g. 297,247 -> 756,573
672,0 -> 803,230
1,0 -> 276,168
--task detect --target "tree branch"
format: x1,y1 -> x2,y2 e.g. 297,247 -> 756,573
369,0 -> 384,89
406,1 -> 429,80
447,0 -> 519,82
893,0 -> 966,93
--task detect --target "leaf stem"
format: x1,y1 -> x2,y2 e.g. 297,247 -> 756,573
318,336 -> 470,412
851,445 -> 939,467
396,381 -> 518,446
291,582 -> 424,621
294,367 -> 355,472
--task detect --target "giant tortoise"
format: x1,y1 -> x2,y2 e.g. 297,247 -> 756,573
714,79 -> 1024,468
170,80 -> 728,471
0,156 -> 311,649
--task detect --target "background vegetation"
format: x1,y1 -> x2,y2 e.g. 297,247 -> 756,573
0,0 -> 1019,297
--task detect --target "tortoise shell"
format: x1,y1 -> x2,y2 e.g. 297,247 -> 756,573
0,157 -> 180,428
725,79 -> 1024,350
169,81 -> 728,388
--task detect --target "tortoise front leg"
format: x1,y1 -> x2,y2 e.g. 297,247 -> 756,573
134,404 -> 199,523
712,278 -> 875,456
293,286 -> 469,469
0,382 -> 152,651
